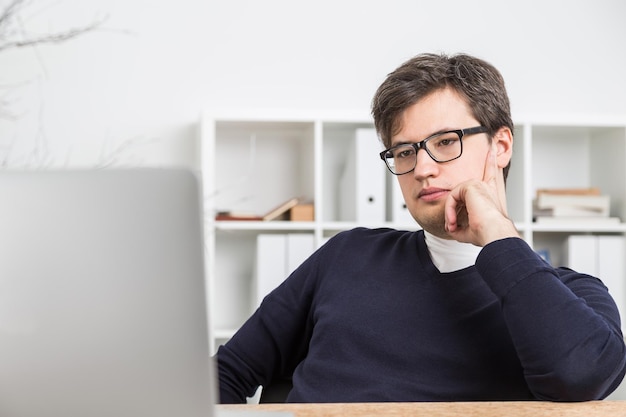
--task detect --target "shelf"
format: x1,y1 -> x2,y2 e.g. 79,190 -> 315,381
530,222 -> 626,233
202,110 -> 626,353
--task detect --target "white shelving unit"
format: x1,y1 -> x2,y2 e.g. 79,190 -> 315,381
201,110 -> 626,353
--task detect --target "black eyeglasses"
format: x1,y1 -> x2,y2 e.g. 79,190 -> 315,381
379,126 -> 488,175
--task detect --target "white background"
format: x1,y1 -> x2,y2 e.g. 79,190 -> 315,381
0,0 -> 625,168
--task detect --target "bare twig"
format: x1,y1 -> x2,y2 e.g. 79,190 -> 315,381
0,19 -> 105,51
97,136 -> 160,168
0,0 -> 24,31
0,0 -> 107,53
0,0 -> 108,123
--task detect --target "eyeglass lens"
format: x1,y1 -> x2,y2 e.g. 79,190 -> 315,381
385,131 -> 462,174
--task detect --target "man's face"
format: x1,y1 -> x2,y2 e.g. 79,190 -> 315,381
393,87 -> 491,238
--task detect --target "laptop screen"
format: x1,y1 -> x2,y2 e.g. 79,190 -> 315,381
0,169 -> 214,417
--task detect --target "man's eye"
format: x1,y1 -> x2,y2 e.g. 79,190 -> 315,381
433,137 -> 458,147
395,148 -> 415,159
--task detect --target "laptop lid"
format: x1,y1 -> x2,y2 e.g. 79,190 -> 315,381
0,169 -> 214,417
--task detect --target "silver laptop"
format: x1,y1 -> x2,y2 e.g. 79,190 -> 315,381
0,169 -> 215,417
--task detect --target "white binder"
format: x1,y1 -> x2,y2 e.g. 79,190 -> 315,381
389,175 -> 415,226
338,128 -> 386,223
287,233 -> 315,274
253,233 -> 315,308
562,235 -> 598,275
562,235 -> 626,332
598,236 -> 626,332
253,234 -> 287,309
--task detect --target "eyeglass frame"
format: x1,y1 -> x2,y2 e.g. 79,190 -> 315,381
379,126 -> 489,175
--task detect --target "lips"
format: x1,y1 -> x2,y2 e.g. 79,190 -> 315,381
418,187 -> 449,202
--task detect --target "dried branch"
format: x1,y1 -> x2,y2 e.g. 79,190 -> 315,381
0,0 -> 107,53
0,0 -> 108,123
0,18 -> 105,52
0,0 -> 24,30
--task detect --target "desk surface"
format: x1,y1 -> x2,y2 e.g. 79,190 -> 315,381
219,401 -> 626,417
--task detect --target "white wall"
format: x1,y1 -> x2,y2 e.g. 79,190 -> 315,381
0,0 -> 625,168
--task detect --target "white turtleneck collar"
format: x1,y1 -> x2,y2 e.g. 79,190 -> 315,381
423,230 -> 482,273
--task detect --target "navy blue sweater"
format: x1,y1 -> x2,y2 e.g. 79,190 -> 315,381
217,228 -> 626,402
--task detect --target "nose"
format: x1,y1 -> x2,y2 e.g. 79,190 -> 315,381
411,148 -> 438,180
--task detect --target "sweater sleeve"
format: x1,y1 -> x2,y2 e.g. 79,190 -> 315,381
476,237 -> 626,401
215,243 -> 322,403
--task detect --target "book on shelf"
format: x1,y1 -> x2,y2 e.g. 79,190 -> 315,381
536,187 -> 601,196
534,216 -> 621,226
215,212 -> 263,221
216,197 -> 301,221
289,203 -> 314,221
535,193 -> 610,215
533,187 -> 613,221
262,197 -> 301,221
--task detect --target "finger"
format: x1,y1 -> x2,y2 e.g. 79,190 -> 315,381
483,143 -> 508,212
495,155 -> 508,212
482,145 -> 498,185
444,186 -> 464,232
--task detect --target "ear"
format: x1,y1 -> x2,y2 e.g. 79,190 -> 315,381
492,127 -> 513,169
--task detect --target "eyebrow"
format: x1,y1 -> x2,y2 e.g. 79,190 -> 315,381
390,128 -> 454,147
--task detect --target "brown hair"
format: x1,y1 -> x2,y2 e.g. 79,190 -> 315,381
371,53 -> 513,179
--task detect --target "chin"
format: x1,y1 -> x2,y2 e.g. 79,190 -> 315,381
414,215 -> 446,236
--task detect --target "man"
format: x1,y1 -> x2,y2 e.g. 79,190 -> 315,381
217,53 -> 626,403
